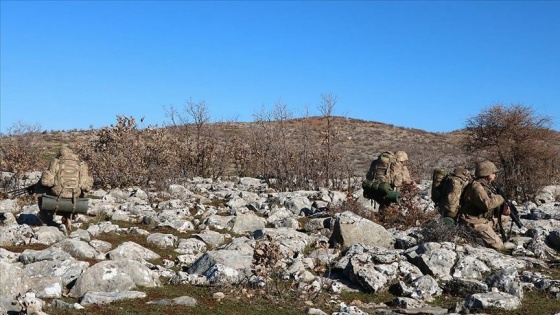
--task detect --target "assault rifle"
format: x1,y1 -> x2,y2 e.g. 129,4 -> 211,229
6,182 -> 40,198
492,183 -> 523,242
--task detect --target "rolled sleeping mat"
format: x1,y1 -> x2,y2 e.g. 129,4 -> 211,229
38,194 -> 89,214
377,182 -> 392,195
377,182 -> 400,202
384,190 -> 400,203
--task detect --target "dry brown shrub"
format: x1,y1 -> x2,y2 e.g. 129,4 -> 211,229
374,183 -> 438,230
0,122 -> 48,174
419,218 -> 482,246
77,116 -> 180,189
464,103 -> 560,200
326,193 -> 376,221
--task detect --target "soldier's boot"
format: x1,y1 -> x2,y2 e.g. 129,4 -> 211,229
62,216 -> 72,236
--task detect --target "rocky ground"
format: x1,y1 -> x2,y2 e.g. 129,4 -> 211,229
1,172 -> 560,314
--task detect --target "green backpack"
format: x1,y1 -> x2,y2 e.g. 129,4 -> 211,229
362,152 -> 400,203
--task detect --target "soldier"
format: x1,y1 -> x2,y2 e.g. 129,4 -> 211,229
458,160 -> 512,251
392,151 -> 412,191
38,147 -> 93,234
363,150 -> 413,215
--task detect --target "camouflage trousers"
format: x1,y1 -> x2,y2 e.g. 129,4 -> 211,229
461,214 -> 509,251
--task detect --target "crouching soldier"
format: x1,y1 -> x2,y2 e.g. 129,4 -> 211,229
458,160 -> 511,251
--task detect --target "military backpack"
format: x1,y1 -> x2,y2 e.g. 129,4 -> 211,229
362,151 -> 400,203
431,168 -> 472,219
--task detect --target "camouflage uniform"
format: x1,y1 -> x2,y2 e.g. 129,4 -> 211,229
376,151 -> 412,215
391,151 -> 412,191
459,161 -> 505,250
39,147 -> 92,233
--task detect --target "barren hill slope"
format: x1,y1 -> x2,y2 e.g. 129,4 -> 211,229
1,116 -> 474,181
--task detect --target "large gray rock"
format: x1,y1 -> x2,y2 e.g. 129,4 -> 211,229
0,224 -> 35,246
284,196 -> 312,215
463,291 -> 521,311
147,233 -> 178,248
23,258 -> 89,288
26,275 -> 63,299
329,211 -> 395,249
54,238 -> 100,260
193,230 -> 229,248
0,261 -> 28,299
452,253 -> 491,280
30,226 -> 66,245
403,242 -> 457,281
105,241 -> 161,261
0,199 -> 19,213
485,268 -> 523,299
546,228 -> 560,250
228,212 -> 266,234
69,259 -> 161,298
19,247 -> 73,264
188,249 -> 253,285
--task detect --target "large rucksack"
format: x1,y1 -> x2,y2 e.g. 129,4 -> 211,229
362,151 -> 400,203
365,151 -> 396,182
41,150 -> 92,199
431,168 -> 471,219
53,156 -> 81,198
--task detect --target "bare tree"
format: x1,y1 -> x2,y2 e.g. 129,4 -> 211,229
318,93 -> 341,188
463,103 -> 560,200
251,101 -> 297,190
164,98 -> 221,178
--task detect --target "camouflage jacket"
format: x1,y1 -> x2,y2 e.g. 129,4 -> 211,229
390,162 -> 412,189
460,179 -> 504,218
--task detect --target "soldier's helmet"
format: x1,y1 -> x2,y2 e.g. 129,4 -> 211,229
475,161 -> 498,178
453,168 -> 470,180
395,151 -> 408,162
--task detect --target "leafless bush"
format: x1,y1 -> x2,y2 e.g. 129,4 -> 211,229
463,103 -> 560,200
251,236 -> 285,294
78,116 -> 180,189
419,219 -> 482,246
327,193 -> 373,219
165,99 -> 237,179
251,101 -> 298,190
375,183 -> 438,229
0,122 -> 47,174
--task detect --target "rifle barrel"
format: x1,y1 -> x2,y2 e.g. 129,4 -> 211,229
8,187 -> 31,197
508,202 -> 523,228
493,183 -> 523,229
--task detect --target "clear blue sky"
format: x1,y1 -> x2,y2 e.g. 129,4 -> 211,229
1,1 -> 559,133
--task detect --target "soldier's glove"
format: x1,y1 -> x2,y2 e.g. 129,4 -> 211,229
502,202 -> 511,216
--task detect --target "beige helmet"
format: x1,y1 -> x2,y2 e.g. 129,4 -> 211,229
395,151 -> 408,162
475,161 -> 499,177
452,168 -> 471,180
